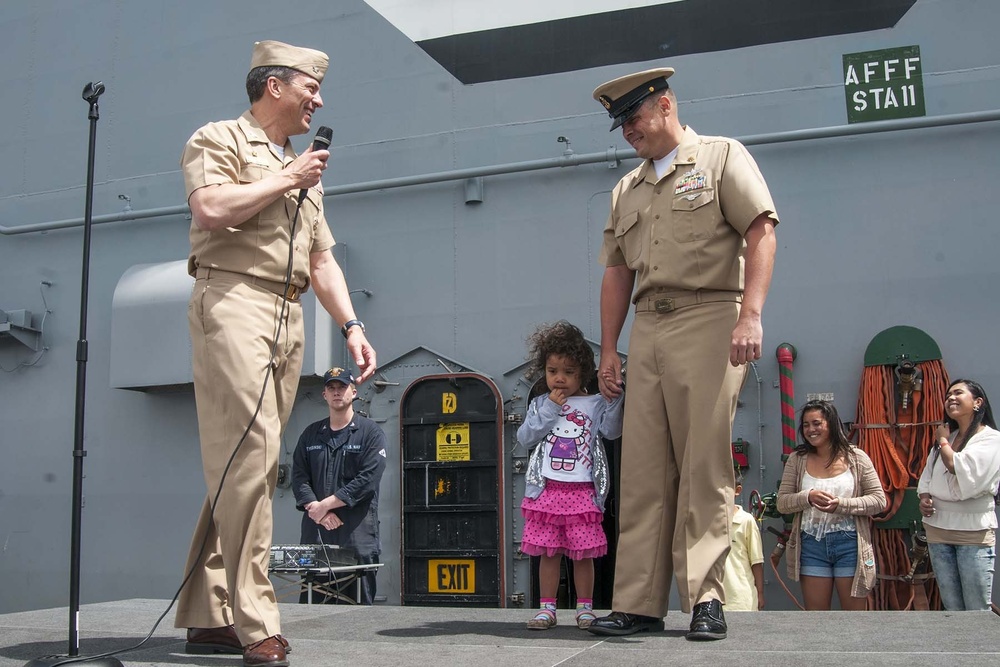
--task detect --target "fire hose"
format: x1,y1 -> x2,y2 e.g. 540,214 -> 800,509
855,331 -> 949,610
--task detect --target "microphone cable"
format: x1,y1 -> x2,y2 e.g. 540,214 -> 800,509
47,136 -> 327,666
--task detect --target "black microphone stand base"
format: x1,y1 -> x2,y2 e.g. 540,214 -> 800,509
24,656 -> 124,667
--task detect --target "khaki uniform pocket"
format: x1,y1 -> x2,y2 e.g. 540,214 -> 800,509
615,210 -> 643,265
671,188 -> 718,243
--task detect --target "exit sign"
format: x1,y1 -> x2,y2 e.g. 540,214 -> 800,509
843,45 -> 925,124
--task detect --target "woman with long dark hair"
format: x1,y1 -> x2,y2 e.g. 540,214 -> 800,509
918,379 -> 1000,610
777,400 -> 886,610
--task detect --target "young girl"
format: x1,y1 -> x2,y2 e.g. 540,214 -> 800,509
517,321 -> 624,630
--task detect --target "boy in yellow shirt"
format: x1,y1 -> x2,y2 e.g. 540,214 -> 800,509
724,472 -> 765,610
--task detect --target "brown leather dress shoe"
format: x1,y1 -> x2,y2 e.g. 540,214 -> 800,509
243,636 -> 289,667
276,634 -> 291,653
185,625 -> 242,655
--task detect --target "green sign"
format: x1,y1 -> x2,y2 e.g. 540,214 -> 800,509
843,45 -> 924,123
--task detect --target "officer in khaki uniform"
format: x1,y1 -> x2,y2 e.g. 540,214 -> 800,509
174,41 -> 376,667
587,68 -> 778,641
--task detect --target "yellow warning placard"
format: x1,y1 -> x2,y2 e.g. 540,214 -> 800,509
428,559 -> 476,594
436,423 -> 470,461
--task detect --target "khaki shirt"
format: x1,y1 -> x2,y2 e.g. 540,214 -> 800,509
182,110 -> 335,291
599,126 -> 778,301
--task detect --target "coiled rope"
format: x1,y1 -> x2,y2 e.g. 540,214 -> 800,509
854,360 -> 948,610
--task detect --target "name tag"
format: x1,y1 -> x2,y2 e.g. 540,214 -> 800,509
245,155 -> 271,167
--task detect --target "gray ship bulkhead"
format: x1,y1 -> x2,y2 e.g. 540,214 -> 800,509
0,0 -> 998,615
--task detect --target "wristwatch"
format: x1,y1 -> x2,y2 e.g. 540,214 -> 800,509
341,319 -> 365,338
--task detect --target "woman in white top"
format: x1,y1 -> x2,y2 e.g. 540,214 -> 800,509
918,379 -> 1000,611
777,400 -> 886,610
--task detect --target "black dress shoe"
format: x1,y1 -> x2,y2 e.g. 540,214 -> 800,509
686,599 -> 727,641
587,611 -> 665,636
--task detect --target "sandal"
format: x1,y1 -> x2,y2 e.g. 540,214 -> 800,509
526,609 -> 557,630
575,609 -> 597,629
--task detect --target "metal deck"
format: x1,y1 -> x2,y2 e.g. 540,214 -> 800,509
1,599 -> 997,667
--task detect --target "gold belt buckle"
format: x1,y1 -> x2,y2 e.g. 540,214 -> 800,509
285,285 -> 301,301
654,298 -> 675,313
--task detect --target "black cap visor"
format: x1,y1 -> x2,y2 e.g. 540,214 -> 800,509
605,78 -> 670,131
610,97 -> 647,130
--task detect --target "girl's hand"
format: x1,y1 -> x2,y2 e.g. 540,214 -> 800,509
919,495 -> 935,517
935,424 -> 951,443
808,489 -> 838,512
815,496 -> 840,513
548,388 -> 568,406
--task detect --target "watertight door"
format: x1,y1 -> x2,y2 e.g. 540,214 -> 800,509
400,373 -> 505,606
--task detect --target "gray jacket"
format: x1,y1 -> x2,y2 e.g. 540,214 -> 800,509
519,392 -> 624,512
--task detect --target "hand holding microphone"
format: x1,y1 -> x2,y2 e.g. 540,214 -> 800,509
295,125 -> 333,204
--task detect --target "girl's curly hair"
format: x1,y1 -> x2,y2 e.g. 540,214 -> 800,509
526,321 -> 595,394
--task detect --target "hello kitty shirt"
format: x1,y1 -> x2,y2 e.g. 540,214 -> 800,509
519,393 -> 624,506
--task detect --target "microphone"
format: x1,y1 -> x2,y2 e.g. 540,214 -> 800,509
298,126 -> 333,204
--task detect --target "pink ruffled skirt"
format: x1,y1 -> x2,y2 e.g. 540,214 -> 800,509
520,480 -> 607,560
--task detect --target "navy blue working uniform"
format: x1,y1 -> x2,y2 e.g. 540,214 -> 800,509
292,414 -> 387,603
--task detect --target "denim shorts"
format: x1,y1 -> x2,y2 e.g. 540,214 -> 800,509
799,530 -> 858,578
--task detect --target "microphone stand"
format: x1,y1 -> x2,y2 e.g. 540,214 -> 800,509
25,82 -> 124,667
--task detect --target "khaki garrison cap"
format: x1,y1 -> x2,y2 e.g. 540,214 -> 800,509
593,67 -> 675,131
250,40 -> 329,83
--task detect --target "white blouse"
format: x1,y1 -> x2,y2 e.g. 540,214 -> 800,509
800,468 -> 856,539
918,426 -> 1000,532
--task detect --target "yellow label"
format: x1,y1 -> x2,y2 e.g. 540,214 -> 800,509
442,392 -> 457,414
433,475 -> 452,499
428,559 -> 475,594
435,423 -> 470,461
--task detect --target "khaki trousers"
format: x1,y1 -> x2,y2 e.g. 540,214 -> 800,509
612,300 -> 745,616
175,275 -> 303,645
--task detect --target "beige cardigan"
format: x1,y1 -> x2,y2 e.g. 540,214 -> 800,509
776,446 -> 886,598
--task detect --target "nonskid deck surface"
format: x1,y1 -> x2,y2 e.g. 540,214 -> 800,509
1,600 -> 997,667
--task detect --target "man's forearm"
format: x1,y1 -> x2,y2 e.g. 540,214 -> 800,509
189,174 -> 297,231
310,250 -> 359,327
311,249 -> 378,381
323,494 -> 346,510
600,264 -> 635,352
740,215 -> 776,318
